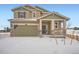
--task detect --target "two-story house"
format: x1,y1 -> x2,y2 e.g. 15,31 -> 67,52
9,5 -> 69,37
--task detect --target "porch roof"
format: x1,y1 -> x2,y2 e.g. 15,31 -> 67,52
37,11 -> 70,21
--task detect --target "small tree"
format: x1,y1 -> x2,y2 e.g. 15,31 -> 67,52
67,20 -> 72,29
67,21 -> 75,45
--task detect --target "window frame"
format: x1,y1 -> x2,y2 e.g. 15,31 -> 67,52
32,11 -> 36,18
18,11 -> 26,18
55,22 -> 58,29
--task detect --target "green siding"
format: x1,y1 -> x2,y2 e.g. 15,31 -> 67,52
14,25 -> 39,36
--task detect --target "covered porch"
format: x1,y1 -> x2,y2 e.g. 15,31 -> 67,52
39,19 -> 66,38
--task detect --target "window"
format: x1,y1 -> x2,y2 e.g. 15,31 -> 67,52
18,12 -> 26,18
55,22 -> 58,28
32,12 -> 36,17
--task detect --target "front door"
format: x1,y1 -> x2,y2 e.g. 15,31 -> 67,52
42,24 -> 48,34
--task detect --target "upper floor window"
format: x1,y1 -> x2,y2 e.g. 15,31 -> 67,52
18,12 -> 26,18
32,12 -> 36,18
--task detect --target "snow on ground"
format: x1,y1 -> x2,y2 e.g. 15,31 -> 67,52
67,29 -> 79,35
0,33 -> 79,54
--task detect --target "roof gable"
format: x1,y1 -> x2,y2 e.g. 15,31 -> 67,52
12,7 -> 31,12
37,12 -> 69,20
12,5 -> 50,12
12,6 -> 34,12
35,6 -> 49,12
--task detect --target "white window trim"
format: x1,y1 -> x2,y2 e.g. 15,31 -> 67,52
15,11 -> 28,19
18,11 -> 26,18
32,11 -> 36,18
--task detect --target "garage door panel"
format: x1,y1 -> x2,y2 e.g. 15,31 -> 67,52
14,25 -> 39,36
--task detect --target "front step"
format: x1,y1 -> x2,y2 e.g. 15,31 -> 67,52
42,35 -> 52,37
42,35 -> 65,38
50,35 -> 65,38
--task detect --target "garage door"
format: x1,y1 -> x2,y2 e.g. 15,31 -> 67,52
14,25 -> 39,36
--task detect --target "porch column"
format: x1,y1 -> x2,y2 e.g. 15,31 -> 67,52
39,19 -> 42,36
63,20 -> 66,37
51,19 -> 54,35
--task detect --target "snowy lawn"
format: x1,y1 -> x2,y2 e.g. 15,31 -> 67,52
0,33 -> 79,54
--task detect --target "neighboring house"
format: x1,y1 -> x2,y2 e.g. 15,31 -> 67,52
9,5 -> 69,37
73,27 -> 79,30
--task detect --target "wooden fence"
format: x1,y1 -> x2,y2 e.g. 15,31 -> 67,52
66,34 -> 79,41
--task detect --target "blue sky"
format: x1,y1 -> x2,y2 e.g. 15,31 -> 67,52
0,4 -> 79,30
